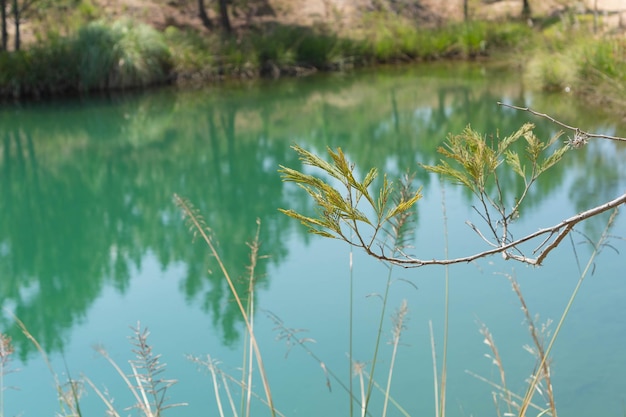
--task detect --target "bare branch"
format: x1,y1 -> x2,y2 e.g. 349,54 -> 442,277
465,220 -> 498,247
360,192 -> 625,268
497,102 -> 626,143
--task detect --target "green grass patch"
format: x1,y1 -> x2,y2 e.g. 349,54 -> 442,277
356,14 -> 533,62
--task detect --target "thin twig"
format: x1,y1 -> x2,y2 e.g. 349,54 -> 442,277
359,192 -> 626,267
497,102 -> 626,143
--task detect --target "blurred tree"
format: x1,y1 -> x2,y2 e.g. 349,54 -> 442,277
1,0 -> 7,50
198,0 -> 213,29
197,0 -> 231,32
522,0 -> 531,19
218,0 -> 231,32
10,0 -> 38,50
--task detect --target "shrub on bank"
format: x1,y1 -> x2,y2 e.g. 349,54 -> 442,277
0,19 -> 171,97
523,22 -> 626,110
0,15 -> 575,99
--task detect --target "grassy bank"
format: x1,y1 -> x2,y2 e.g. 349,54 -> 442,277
2,9 -> 625,112
524,16 -> 626,113
0,16 -> 532,98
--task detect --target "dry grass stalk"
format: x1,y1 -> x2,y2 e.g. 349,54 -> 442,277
351,360 -> 367,417
429,320 -> 440,417
91,324 -> 186,417
268,310 -> 370,404
174,194 -> 276,417
82,376 -> 121,417
11,314 -> 83,416
478,322 -> 513,415
360,370 -> 411,417
507,276 -> 556,417
243,219 -> 263,417
188,354 -> 288,417
382,300 -> 408,417
205,355 -> 227,417
439,181 -> 450,417
465,370 -> 546,414
129,323 -> 182,416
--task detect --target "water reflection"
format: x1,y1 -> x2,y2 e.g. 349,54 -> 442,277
1,64 -> 624,359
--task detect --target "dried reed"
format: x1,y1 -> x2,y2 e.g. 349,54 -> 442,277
174,194 -> 276,417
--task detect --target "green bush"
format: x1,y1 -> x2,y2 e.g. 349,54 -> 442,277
295,32 -> 340,68
0,18 -> 171,97
74,21 -> 118,89
108,19 -> 172,88
163,27 -> 216,78
526,50 -> 578,92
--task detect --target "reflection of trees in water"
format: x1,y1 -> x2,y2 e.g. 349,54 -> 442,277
0,66 -> 624,358
0,94 -> 298,356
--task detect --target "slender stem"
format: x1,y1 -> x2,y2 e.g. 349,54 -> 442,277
439,182 -> 450,417
349,244 -> 354,417
429,321 -> 439,417
244,220 -> 260,417
363,267 -> 393,415
207,356 -> 226,417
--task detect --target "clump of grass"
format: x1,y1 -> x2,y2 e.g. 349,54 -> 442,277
468,275 -> 557,417
72,18 -> 172,90
106,19 -> 172,89
357,15 -> 533,62
72,21 -> 119,90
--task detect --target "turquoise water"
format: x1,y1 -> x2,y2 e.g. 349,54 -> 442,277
0,63 -> 625,416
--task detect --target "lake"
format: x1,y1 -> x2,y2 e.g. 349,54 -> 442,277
1,62 -> 625,417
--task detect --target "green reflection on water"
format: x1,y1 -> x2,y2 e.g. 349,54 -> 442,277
0,63 -> 624,370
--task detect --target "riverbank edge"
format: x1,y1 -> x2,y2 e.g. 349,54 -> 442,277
0,17 -> 534,100
1,14 -> 625,117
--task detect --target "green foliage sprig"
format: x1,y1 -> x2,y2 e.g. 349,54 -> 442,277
280,124 -> 625,267
279,145 -> 422,255
422,123 -> 569,256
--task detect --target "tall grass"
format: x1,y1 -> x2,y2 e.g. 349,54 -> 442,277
357,14 -> 532,62
85,324 -> 186,417
523,20 -> 626,109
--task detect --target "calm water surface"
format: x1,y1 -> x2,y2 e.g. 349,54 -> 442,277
1,63 -> 625,416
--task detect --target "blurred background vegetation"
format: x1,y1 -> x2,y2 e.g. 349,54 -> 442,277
0,0 -> 625,112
